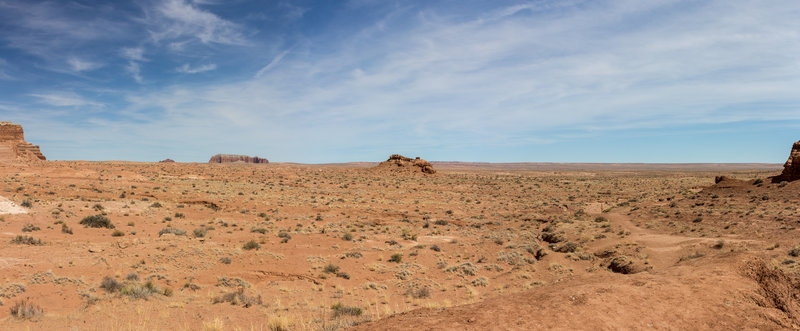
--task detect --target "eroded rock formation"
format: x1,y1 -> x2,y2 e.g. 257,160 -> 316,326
0,121 -> 46,162
159,159 -> 176,163
772,141 -> 800,183
208,154 -> 269,164
376,154 -> 436,174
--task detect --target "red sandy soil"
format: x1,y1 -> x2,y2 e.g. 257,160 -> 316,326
0,161 -> 798,330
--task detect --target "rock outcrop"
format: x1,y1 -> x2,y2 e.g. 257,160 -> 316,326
208,154 -> 269,164
0,121 -> 46,163
375,154 -> 436,174
772,141 -> 800,183
159,159 -> 176,163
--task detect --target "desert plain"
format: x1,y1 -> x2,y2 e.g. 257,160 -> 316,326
1,156 -> 800,330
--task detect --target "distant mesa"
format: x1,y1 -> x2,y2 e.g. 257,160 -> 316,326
159,159 -> 176,163
0,121 -> 46,163
772,141 -> 800,183
209,154 -> 269,164
375,154 -> 436,174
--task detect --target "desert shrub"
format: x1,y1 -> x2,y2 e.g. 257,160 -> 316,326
434,220 -> 449,226
150,202 -> 162,208
331,302 -> 363,317
125,273 -> 140,281
251,227 -> 267,234
753,178 -> 764,185
80,215 -> 114,229
388,253 -> 403,263
472,277 -> 489,287
174,212 -> 185,218
342,233 -> 353,241
61,223 -> 73,234
120,281 -> 160,299
220,257 -> 232,264
159,227 -> 186,236
430,245 -> 441,252
336,272 -> 350,279
243,240 -> 260,250
9,299 -> 43,320
111,230 -> 125,237
93,204 -> 104,211
213,288 -> 262,307
406,287 -> 431,298
100,276 -> 121,292
21,223 -> 40,232
594,216 -> 608,222
193,227 -> 208,238
324,264 -> 340,274
789,246 -> 800,257
555,241 -> 579,253
446,262 -> 478,276
20,200 -> 32,208
11,235 -> 43,246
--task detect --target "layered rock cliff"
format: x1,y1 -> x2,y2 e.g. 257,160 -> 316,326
773,141 -> 800,182
208,154 -> 269,164
0,122 -> 46,162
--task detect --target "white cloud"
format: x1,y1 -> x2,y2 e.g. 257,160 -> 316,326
147,0 -> 248,45
118,0 -> 800,162
30,92 -> 103,107
126,62 -> 143,83
255,50 -> 290,78
176,63 -> 216,74
121,47 -> 145,61
67,57 -> 102,72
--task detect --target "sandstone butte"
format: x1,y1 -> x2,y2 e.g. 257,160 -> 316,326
0,121 -> 46,163
376,154 -> 436,174
208,154 -> 269,164
772,140 -> 800,183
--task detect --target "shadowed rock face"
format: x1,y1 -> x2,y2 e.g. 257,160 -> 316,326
376,154 -> 436,174
0,121 -> 46,162
773,141 -> 800,183
208,154 -> 269,164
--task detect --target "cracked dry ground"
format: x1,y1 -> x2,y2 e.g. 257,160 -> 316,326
0,161 -> 799,330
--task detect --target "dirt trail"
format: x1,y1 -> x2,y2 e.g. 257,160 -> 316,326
599,211 -> 763,270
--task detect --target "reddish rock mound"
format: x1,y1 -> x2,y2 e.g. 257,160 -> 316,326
0,121 -> 46,163
375,154 -> 436,174
159,159 -> 176,163
773,141 -> 800,183
208,154 -> 269,164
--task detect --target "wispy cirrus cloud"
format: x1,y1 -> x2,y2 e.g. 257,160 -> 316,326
66,57 -> 102,72
176,63 -> 217,74
145,0 -> 248,46
29,92 -> 103,108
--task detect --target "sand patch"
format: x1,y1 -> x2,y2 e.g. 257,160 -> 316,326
0,196 -> 27,215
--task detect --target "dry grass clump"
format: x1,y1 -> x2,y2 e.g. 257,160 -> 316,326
212,288 -> 263,308
99,276 -> 166,300
9,299 -> 43,320
331,302 -> 363,317
11,235 -> 44,245
159,227 -> 186,236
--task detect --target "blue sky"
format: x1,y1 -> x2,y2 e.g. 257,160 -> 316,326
1,0 -> 799,163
